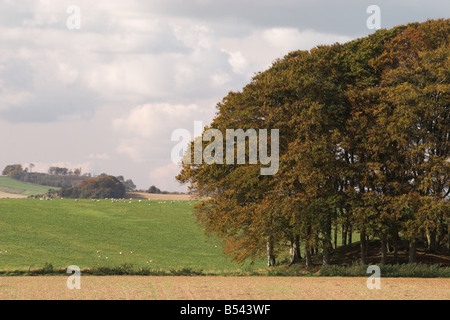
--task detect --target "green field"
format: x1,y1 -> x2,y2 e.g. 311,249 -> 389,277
0,176 -> 58,196
0,199 -> 264,272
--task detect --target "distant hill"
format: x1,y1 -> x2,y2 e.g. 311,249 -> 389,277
2,164 -> 137,191
0,176 -> 58,196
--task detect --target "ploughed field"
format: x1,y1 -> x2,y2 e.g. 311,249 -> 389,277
0,276 -> 448,300
0,198 -> 264,272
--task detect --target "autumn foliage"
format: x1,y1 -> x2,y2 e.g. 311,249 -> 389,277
59,176 -> 126,199
177,20 -> 449,267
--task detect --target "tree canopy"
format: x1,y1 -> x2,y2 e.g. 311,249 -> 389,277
177,19 -> 449,267
58,176 -> 126,199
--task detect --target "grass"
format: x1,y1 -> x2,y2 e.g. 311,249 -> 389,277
319,263 -> 450,278
0,198 -> 264,273
0,198 -> 448,278
0,176 -> 58,196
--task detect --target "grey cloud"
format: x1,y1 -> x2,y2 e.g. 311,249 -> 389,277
0,82 -> 98,123
0,0 -> 448,191
0,59 -> 34,91
146,0 -> 450,36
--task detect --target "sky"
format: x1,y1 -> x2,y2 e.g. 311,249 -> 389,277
0,0 -> 448,192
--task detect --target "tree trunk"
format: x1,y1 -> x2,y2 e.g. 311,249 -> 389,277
392,232 -> 400,264
322,212 -> 332,267
314,234 -> 320,255
360,230 -> 367,265
304,242 -> 313,268
448,219 -> 450,253
393,243 -> 399,264
380,234 -> 387,265
289,236 -> 302,265
408,238 -> 417,264
342,224 -> 347,247
322,243 -> 331,267
426,228 -> 437,253
334,224 -> 338,249
348,226 -> 353,245
267,240 -> 276,267
365,235 -> 370,257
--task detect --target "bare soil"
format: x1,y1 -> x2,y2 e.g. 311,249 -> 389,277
0,276 -> 448,300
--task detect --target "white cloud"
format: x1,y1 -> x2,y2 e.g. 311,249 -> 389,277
88,153 -> 110,160
222,50 -> 249,75
148,163 -> 183,192
1,0 -> 446,191
218,28 -> 352,76
113,103 -> 200,139
116,139 -> 144,162
211,73 -> 232,87
262,28 -> 352,53
172,23 -> 213,50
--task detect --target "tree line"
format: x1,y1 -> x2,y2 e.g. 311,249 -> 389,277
177,20 -> 449,267
58,175 -> 126,199
2,164 -> 137,191
2,164 -> 87,188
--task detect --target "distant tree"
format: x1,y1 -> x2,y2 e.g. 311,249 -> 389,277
59,176 -> 125,199
123,179 -> 136,191
2,164 -> 24,179
48,167 -> 69,176
147,185 -> 161,194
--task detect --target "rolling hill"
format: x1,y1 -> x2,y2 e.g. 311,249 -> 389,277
0,198 -> 264,271
0,176 -> 59,197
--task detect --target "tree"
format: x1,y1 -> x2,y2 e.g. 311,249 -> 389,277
148,185 -> 161,194
59,176 -> 125,199
177,19 -> 450,268
2,164 -> 24,178
123,179 -> 136,191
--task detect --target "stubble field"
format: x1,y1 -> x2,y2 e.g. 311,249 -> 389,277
0,276 -> 449,300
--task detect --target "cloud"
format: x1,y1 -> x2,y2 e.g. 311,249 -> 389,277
218,28 -> 352,76
148,163 -> 184,192
1,0 -> 448,191
115,139 -> 144,162
112,103 -> 211,169
262,28 -> 352,53
222,50 -> 249,75
88,153 -> 110,160
113,103 -> 200,139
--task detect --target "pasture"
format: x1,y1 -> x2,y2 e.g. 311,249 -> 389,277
0,176 -> 56,197
0,198 -> 264,272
